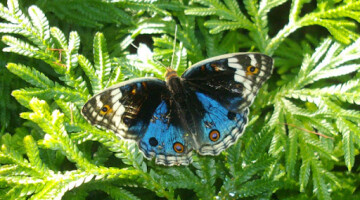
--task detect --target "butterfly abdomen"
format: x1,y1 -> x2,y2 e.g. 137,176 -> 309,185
165,68 -> 202,134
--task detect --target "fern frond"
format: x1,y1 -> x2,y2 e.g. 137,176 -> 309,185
23,135 -> 50,175
28,5 -> 51,48
50,27 -> 68,50
67,31 -> 80,70
156,167 -> 199,190
84,183 -> 141,200
11,88 -> 49,108
185,0 -> 255,33
235,156 -> 276,185
236,179 -> 280,198
2,35 -> 40,58
285,117 -> 299,179
6,63 -> 54,88
299,159 -> 310,192
78,54 -> 100,93
337,118 -> 356,171
20,98 -> 93,169
192,158 -> 217,198
93,32 -> 111,90
311,161 -> 331,200
267,1 -> 360,53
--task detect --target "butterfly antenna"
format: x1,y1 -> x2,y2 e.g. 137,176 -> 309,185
130,42 -> 139,49
170,24 -> 178,69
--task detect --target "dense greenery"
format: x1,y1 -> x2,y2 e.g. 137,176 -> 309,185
1,0 -> 360,199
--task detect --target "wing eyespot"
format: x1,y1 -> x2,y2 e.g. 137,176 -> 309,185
209,130 -> 220,142
173,142 -> 184,153
246,65 -> 259,75
100,105 -> 112,115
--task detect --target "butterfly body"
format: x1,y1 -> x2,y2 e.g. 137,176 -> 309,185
82,53 -> 273,166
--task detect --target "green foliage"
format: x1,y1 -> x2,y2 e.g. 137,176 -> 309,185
0,0 -> 360,199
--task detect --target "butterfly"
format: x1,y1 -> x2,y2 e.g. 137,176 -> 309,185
81,53 -> 273,166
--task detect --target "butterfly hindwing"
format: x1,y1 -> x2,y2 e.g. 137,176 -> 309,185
194,92 -> 249,155
81,78 -> 167,139
182,53 -> 273,112
139,101 -> 193,166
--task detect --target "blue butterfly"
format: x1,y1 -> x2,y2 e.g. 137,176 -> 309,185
81,53 -> 273,166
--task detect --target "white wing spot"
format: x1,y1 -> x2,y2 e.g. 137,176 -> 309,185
235,70 -> 246,77
112,92 -> 122,104
114,105 -> 126,128
228,62 -> 243,69
242,80 -> 252,91
110,90 -> 120,96
96,96 -> 104,108
248,54 -> 257,67
96,115 -> 103,121
228,58 -> 238,63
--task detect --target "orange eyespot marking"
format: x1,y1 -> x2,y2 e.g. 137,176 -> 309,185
209,130 -> 220,142
246,65 -> 259,75
131,86 -> 137,95
100,105 -> 112,115
173,142 -> 184,153
201,65 -> 205,71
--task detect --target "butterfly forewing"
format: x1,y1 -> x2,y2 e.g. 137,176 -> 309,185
182,53 -> 273,112
81,78 -> 167,140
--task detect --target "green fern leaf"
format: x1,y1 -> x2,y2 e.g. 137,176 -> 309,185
337,118 -> 356,171
235,156 -> 276,185
285,117 -> 299,179
311,161 -> 331,200
50,27 -> 68,50
6,63 -> 54,88
2,35 -> 40,58
78,54 -> 101,93
93,32 -> 111,90
23,135 -> 50,175
28,5 -> 51,48
236,179 -> 280,198
299,159 -> 311,192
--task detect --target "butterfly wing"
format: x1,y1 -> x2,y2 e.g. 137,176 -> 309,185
182,53 -> 273,112
194,92 -> 248,155
82,78 -> 193,165
182,53 -> 272,155
81,78 -> 167,140
138,100 -> 193,166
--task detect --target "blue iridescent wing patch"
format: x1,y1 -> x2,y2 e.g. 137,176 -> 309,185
194,92 -> 249,156
139,101 -> 193,165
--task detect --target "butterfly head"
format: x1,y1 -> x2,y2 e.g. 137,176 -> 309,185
165,68 -> 178,81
